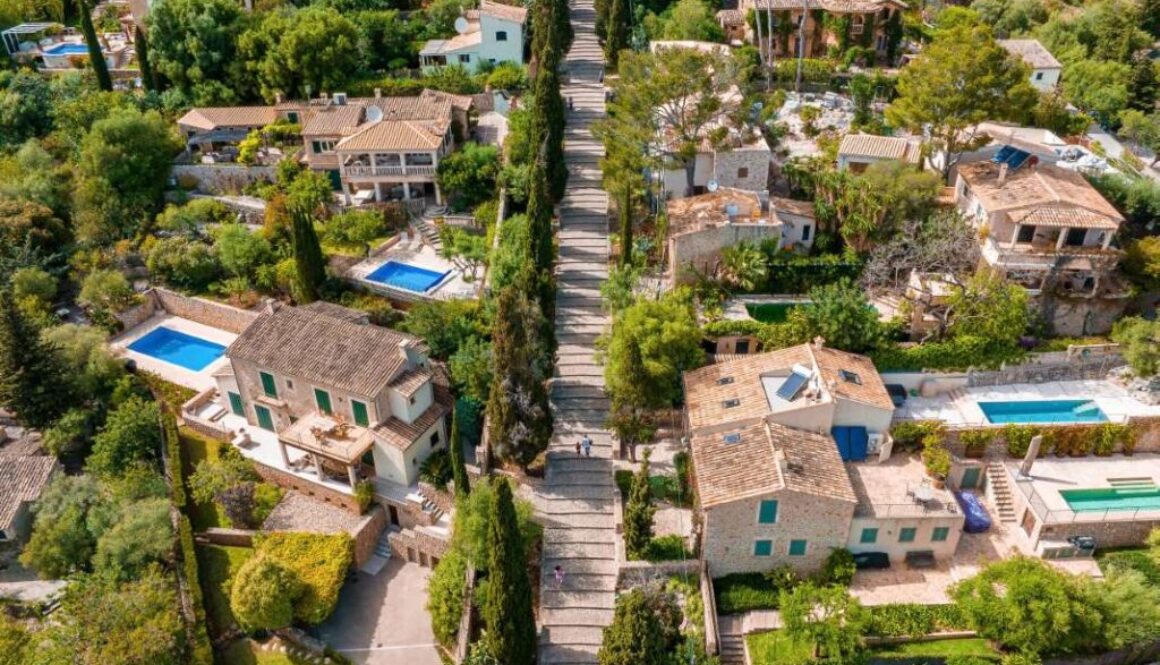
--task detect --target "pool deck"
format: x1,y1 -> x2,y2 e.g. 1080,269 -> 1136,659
1005,454 -> 1160,515
895,380 -> 1160,426
110,313 -> 238,391
348,234 -> 477,302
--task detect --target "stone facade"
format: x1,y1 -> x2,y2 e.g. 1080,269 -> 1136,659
388,526 -> 450,567
702,489 -> 856,576
351,505 -> 389,567
1038,517 -> 1160,549
714,148 -> 770,192
172,164 -> 277,196
846,514 -> 964,563
670,222 -> 784,285
253,461 -> 361,513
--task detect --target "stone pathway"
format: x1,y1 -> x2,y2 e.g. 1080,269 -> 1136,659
537,1 -> 615,663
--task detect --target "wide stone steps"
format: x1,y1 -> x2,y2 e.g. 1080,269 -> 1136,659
541,589 -> 616,610
539,644 -> 601,665
542,625 -> 607,646
540,607 -> 616,627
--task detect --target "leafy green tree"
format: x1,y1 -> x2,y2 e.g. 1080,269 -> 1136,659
1127,57 -> 1158,113
481,478 -> 535,665
449,401 -> 471,497
78,269 -> 137,322
780,582 -> 867,660
237,6 -> 363,101
287,169 -> 334,216
214,224 -> 272,279
1032,91 -> 1092,138
1124,236 -> 1160,289
87,396 -> 162,476
486,287 -> 552,469
398,299 -> 486,359
449,477 -> 540,564
0,71 -> 54,148
1078,0 -> 1151,63
605,0 -> 631,68
289,207 -> 326,303
74,108 -> 180,244
42,408 -> 94,457
326,209 -> 387,255
1111,317 -> 1160,376
1118,109 -> 1160,167
951,557 -> 1108,656
356,9 -> 418,70
231,554 -> 303,632
42,323 -> 126,400
643,0 -> 724,42
0,289 -> 74,428
1143,0 -> 1160,37
189,446 -> 259,505
146,236 -> 222,290
10,266 -> 56,320
781,280 -> 885,353
623,449 -> 656,560
886,24 -> 1037,179
602,292 -> 704,408
20,475 -> 107,577
0,140 -> 73,218
426,546 -> 468,647
149,0 -> 247,94
0,197 -> 68,254
945,270 -> 1029,347
35,570 -> 182,665
155,199 -> 230,235
1098,567 -> 1160,648
598,588 -> 670,665
1062,59 -> 1131,124
436,142 -> 500,211
92,497 -> 172,581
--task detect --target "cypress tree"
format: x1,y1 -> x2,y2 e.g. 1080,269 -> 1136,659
0,290 -> 76,429
597,589 -> 669,665
482,478 -> 536,665
134,25 -> 158,92
1127,56 -> 1158,112
622,447 -> 655,560
605,0 -> 630,69
449,401 -> 470,497
525,151 -> 555,274
485,287 -> 552,469
618,185 -> 633,266
77,0 -> 113,91
289,207 -> 326,303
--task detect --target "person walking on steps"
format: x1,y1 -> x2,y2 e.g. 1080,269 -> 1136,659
575,439 -> 582,457
554,565 -> 565,589
581,433 -> 592,458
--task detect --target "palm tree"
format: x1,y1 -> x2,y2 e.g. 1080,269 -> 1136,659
719,241 -> 768,292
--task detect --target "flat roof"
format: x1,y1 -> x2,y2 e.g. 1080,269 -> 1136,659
847,454 -> 960,518
1007,454 -> 1160,516
279,412 -> 375,464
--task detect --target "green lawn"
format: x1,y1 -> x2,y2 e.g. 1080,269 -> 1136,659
1096,547 -> 1160,586
746,630 -> 814,665
613,470 -> 693,507
197,544 -> 255,639
180,427 -> 229,531
218,638 -> 317,665
868,637 -> 1000,663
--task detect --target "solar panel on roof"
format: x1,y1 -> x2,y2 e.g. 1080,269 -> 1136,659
991,145 -> 1032,170
775,370 -> 809,401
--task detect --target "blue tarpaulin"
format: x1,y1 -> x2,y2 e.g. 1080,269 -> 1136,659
832,426 -> 868,462
955,491 -> 992,533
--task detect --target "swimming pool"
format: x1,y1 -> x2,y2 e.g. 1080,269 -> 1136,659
128,327 -> 227,372
366,261 -> 450,293
43,43 -> 91,56
978,400 -> 1109,424
1061,486 -> 1160,512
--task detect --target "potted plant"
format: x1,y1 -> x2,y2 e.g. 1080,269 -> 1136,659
922,444 -> 951,489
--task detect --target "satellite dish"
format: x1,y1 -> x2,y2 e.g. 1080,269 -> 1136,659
454,16 -> 470,33
707,180 -> 719,192
365,106 -> 383,123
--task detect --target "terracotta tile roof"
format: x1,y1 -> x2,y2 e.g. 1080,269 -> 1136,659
770,197 -> 816,218
691,420 -> 856,508
958,161 -> 1124,224
751,0 -> 905,12
178,106 -> 278,131
666,188 -> 766,237
716,9 -> 745,25
479,0 -> 528,23
299,300 -> 369,324
373,384 -> 452,449
839,133 -> 921,164
1008,205 -> 1120,230
811,346 -> 895,410
998,39 -> 1061,69
301,104 -> 366,137
0,455 -> 57,532
391,367 -> 434,396
372,94 -> 454,120
419,89 -> 474,113
228,305 -> 424,398
336,118 -> 449,152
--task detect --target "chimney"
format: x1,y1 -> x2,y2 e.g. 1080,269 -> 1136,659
774,448 -> 788,477
262,299 -> 279,315
812,336 -> 825,349
374,88 -> 382,99
398,339 -> 418,370
274,92 -> 284,104
998,162 -> 1009,186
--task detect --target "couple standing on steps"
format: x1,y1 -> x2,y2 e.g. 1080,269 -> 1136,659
574,433 -> 592,457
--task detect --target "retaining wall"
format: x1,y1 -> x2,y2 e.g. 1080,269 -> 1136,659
253,462 -> 361,514
351,505 -> 389,567
153,288 -> 260,333
172,164 -> 276,195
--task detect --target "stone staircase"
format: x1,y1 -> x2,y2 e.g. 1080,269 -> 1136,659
717,615 -> 747,665
411,216 -> 443,250
986,461 -> 1018,523
537,0 -> 615,662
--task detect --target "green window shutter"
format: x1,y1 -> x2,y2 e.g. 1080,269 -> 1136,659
788,539 -> 807,556
228,392 -> 244,416
932,527 -> 950,542
757,499 -> 778,524
754,540 -> 772,556
352,400 -> 370,427
314,388 -> 332,415
259,371 -> 277,398
860,528 -> 878,544
899,527 -> 917,543
255,405 -> 275,431
312,140 -> 321,153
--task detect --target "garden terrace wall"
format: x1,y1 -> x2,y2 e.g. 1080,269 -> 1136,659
199,527 -> 255,548
351,505 -> 389,568
253,462 -> 362,514
941,417 -> 1160,458
153,288 -> 260,333
1043,639 -> 1160,665
387,526 -> 449,567
171,164 -> 277,195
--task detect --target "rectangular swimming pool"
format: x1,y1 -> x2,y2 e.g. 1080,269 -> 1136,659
366,261 -> 450,293
1061,486 -> 1160,512
978,400 -> 1108,424
128,327 -> 227,372
43,43 -> 91,56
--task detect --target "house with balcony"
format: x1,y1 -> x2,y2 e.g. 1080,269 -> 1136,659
954,149 -> 1130,335
999,39 -> 1062,91
684,339 -> 963,574
727,0 -> 907,65
419,0 -> 527,72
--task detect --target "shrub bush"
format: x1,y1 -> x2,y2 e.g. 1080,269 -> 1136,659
1003,424 -> 1040,458
890,421 -> 943,452
922,444 -> 952,479
958,430 -> 993,458
427,547 -> 468,647
419,448 -> 453,488
354,480 -> 374,513
871,336 -> 1024,372
865,603 -> 968,637
673,451 -> 692,503
815,548 -> 856,587
714,573 -> 780,613
644,535 -> 693,562
254,532 -> 353,624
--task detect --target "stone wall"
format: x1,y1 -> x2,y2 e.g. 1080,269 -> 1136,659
1037,293 -> 1129,337
618,559 -> 700,587
713,149 -> 770,192
1043,640 -> 1160,665
199,527 -> 256,547
388,526 -> 450,567
670,223 -> 784,285
172,164 -> 276,195
350,505 -> 389,567
153,288 -> 260,333
966,354 -> 1125,388
253,462 -> 361,514
114,296 -> 158,331
1039,517 -> 1160,549
418,481 -> 455,514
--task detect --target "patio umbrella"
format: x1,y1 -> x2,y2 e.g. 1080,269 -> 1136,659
1019,435 -> 1042,477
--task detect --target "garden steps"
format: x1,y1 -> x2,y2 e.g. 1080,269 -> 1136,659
986,462 -> 1018,522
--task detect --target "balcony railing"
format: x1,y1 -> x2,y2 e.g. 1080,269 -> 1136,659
854,497 -> 961,519
1010,466 -> 1160,525
343,164 -> 436,177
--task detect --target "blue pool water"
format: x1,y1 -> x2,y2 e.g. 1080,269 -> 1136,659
43,43 -> 91,56
128,327 -> 227,372
979,399 -> 1109,424
366,261 -> 450,292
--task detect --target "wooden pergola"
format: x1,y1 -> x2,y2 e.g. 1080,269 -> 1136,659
278,413 -> 375,488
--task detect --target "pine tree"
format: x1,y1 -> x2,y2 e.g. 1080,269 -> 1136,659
528,36 -> 567,203
482,478 -> 536,665
134,25 -> 158,92
289,206 -> 326,303
485,287 -> 553,469
597,589 -> 669,665
1127,56 -> 1158,112
0,290 -> 76,429
77,0 -> 112,91
449,401 -> 470,497
605,0 -> 630,69
622,448 -> 655,559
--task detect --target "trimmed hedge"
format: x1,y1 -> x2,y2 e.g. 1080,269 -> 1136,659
179,516 -> 214,665
865,603 -> 969,638
714,573 -> 780,614
254,532 -> 353,624
871,336 -> 1024,372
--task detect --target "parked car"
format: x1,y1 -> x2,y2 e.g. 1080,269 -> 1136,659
853,551 -> 890,569
955,490 -> 992,533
